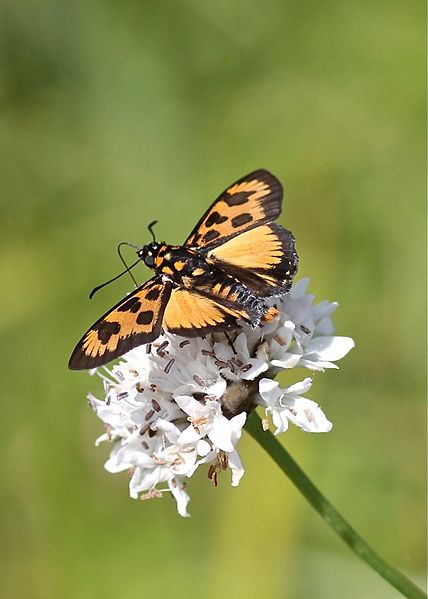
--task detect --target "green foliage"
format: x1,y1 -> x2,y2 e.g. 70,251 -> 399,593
0,1 -> 425,597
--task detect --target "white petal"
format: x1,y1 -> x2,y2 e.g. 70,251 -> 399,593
129,468 -> 142,499
239,359 -> 269,380
174,394 -> 205,418
104,445 -> 133,472
272,408 -> 289,435
208,416 -> 235,452
178,423 -> 204,445
300,358 -> 339,371
234,332 -> 252,355
289,277 -> 310,298
228,449 -> 245,486
155,418 -> 181,443
305,336 -> 355,361
284,397 -> 332,433
129,466 -> 169,498
169,478 -> 191,518
284,293 -> 314,323
212,341 -> 233,361
314,316 -> 335,336
274,321 -> 295,343
196,439 -> 212,456
95,433 -> 109,446
207,379 -> 228,398
270,353 -> 302,369
313,300 -> 338,321
259,377 -> 280,398
229,411 -> 247,443
104,455 -> 132,473
284,377 -> 313,396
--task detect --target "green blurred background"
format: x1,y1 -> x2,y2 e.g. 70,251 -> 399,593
0,1 -> 425,598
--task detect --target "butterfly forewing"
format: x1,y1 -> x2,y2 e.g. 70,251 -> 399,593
185,169 -> 283,249
68,277 -> 171,370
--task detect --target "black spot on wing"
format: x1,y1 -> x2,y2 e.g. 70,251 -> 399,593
136,310 -> 154,325
117,296 -> 141,313
224,192 -> 249,206
146,287 -> 161,301
203,229 -> 221,243
205,211 -> 228,227
95,321 -> 121,344
231,213 -> 252,228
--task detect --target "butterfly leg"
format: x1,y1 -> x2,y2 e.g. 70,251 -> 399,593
224,331 -> 237,354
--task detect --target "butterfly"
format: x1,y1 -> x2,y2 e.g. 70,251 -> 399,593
68,169 -> 298,370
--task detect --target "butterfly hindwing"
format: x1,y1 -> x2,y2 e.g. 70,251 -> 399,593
163,287 -> 252,337
185,169 -> 283,249
208,223 -> 298,296
68,277 -> 172,370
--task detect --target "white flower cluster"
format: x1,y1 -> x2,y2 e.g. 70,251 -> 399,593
88,278 -> 354,516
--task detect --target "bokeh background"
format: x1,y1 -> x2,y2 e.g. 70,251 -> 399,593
1,2 -> 426,598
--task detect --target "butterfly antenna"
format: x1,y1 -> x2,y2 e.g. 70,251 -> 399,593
117,242 -> 140,287
88,258 -> 142,299
147,220 -> 158,242
89,241 -> 143,299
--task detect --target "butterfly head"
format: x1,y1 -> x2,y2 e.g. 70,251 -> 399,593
138,242 -> 162,269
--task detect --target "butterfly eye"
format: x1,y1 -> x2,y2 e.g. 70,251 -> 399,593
144,252 -> 155,267
139,245 -> 158,268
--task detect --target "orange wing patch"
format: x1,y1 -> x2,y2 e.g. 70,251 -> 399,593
68,278 -> 171,370
185,169 -> 283,248
209,224 -> 283,269
163,288 -> 250,336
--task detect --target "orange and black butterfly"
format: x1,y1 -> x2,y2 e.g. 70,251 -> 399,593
68,169 -> 298,370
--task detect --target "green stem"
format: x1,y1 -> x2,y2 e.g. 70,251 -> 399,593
245,411 -> 426,599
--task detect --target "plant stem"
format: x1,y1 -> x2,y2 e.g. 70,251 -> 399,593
245,411 -> 426,599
